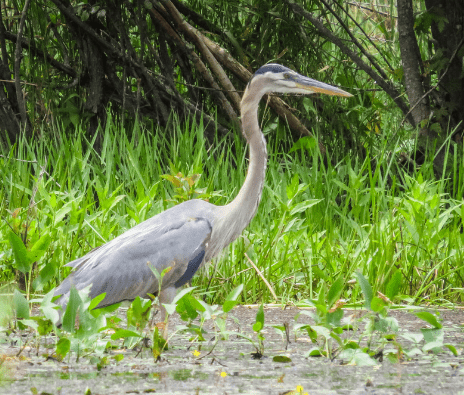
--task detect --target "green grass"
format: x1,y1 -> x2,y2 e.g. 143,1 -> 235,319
1,114 -> 464,307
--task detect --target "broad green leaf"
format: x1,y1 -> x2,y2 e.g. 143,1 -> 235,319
286,174 -> 299,200
327,308 -> 343,327
421,327 -> 444,344
272,325 -> 286,332
289,136 -> 317,153
415,311 -> 442,329
19,319 -> 38,330
385,269 -> 402,300
356,272 -> 373,310
330,331 -> 342,345
163,303 -> 177,316
223,300 -> 239,313
176,294 -> 198,321
129,296 -> 143,321
370,296 -> 387,313
317,282 -> 327,306
62,287 -> 82,333
423,341 -> 444,353
33,317 -> 52,335
225,284 -> 243,302
32,260 -> 57,291
253,304 -> 264,332
400,332 -> 424,344
311,325 -> 331,339
172,286 -> 196,304
301,325 -> 318,342
40,290 -> 60,324
53,204 -> 73,227
8,231 -> 31,274
111,329 -> 143,340
289,199 -> 322,216
56,337 -> 71,359
224,284 -> 243,312
187,295 -> 206,313
344,341 -> 360,349
373,316 -> 399,333
327,276 -> 344,308
28,234 -> 51,262
89,293 -> 107,311
13,289 -> 29,319
352,352 -> 378,366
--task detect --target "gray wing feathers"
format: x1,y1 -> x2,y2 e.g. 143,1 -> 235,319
54,209 -> 213,310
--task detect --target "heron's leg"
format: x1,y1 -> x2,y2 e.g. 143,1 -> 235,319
155,286 -> 176,338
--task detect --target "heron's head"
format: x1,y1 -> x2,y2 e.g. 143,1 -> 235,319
249,64 -> 352,97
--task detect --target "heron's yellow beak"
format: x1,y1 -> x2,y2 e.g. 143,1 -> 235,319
296,75 -> 352,97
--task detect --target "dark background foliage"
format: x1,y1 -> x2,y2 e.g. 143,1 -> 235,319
1,0 -> 463,174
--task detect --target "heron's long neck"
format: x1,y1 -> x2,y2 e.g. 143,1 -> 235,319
207,85 -> 267,261
226,96 -> 268,223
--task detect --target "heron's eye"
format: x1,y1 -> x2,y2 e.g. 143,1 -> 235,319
283,73 -> 290,79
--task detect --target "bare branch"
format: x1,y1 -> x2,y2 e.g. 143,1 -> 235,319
286,0 -> 412,125
400,35 -> 464,127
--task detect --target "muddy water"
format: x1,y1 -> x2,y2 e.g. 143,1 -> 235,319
1,306 -> 464,394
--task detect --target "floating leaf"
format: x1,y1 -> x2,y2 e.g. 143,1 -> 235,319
273,355 -> 292,363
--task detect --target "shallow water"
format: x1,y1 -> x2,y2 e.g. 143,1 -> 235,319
2,306 -> 464,394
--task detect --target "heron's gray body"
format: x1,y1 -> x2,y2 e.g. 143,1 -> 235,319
54,199 -> 219,309
53,64 -> 351,323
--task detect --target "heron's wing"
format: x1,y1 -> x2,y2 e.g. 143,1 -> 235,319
174,249 -> 206,288
64,246 -> 102,269
54,216 -> 212,309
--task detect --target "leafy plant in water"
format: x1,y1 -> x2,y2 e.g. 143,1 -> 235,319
354,271 -> 401,364
56,286 -> 111,361
251,304 -> 265,357
401,311 -> 458,359
293,272 -> 403,365
169,284 -> 244,344
8,228 -> 51,300
295,277 -> 348,359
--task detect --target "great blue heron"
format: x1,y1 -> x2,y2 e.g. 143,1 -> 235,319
54,64 -> 351,329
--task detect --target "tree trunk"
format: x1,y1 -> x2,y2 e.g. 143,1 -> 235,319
397,0 -> 429,127
424,0 -> 464,132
